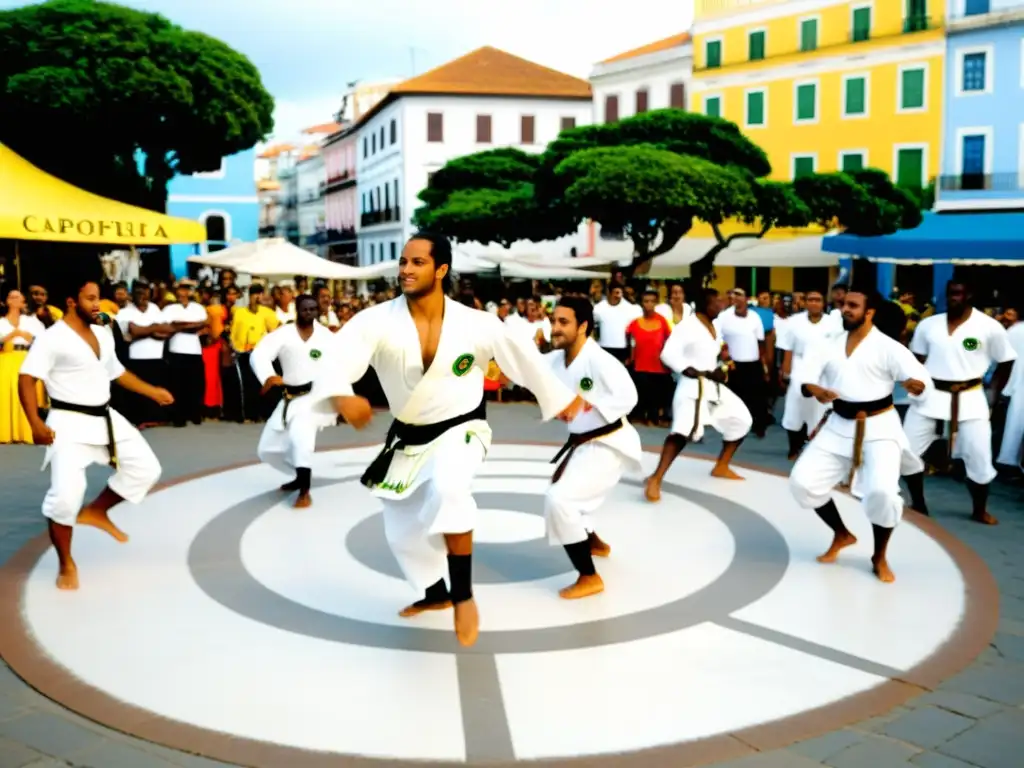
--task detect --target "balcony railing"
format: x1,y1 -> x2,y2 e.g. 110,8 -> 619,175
360,206 -> 402,227
325,169 -> 356,192
324,227 -> 356,244
949,1 -> 1024,25
938,172 -> 1024,192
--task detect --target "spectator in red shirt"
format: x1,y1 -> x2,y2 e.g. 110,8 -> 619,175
627,289 -> 673,425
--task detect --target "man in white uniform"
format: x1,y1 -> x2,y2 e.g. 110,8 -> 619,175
312,233 -> 582,647
545,296 -> 643,599
996,310 -> 1024,471
779,290 -> 841,458
18,277 -> 172,590
645,288 -> 753,502
901,279 -> 1016,525
593,283 -> 642,363
790,285 -> 929,583
251,295 -> 336,508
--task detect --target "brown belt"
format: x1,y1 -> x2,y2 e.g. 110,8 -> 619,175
933,378 -> 983,461
281,382 -> 313,427
807,396 -> 894,485
550,418 -> 625,483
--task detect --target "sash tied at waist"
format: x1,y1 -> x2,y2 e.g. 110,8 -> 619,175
550,417 -> 626,483
47,399 -> 118,469
361,397 -> 487,489
808,395 -> 894,486
932,378 -> 983,461
281,382 -> 313,427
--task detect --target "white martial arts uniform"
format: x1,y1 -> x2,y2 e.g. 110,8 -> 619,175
661,313 -> 752,442
996,322 -> 1024,468
19,322 -> 161,526
790,327 -> 931,528
779,312 -> 843,431
543,339 -> 644,546
250,323 -> 337,476
311,296 -> 575,591
902,311 -> 1017,485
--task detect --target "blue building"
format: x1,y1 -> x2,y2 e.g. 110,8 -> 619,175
166,149 -> 259,278
936,0 -> 1024,213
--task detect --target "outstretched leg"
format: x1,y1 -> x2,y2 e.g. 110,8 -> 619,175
814,499 -> 858,563
871,525 -> 895,582
645,433 -> 687,502
444,532 -> 478,647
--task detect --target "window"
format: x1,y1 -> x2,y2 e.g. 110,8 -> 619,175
635,88 -> 649,114
380,127 -> 385,148
670,82 -> 686,109
370,243 -> 376,263
793,155 -> 816,178
390,242 -> 398,261
748,30 -> 766,61
795,82 -> 817,122
476,114 -> 492,143
363,137 -> 368,158
361,192 -> 367,212
959,133 -> 988,190
896,147 -> 925,188
962,51 -> 987,92
204,214 -> 227,253
560,116 -> 576,131
746,89 -> 765,127
965,0 -> 990,14
800,18 -> 818,52
390,119 -> 397,144
427,112 -> 443,142
384,183 -> 390,209
852,6 -> 871,42
705,95 -> 722,118
843,75 -> 868,117
905,0 -> 928,31
521,115 -> 535,144
840,152 -> 865,172
900,66 -> 926,110
604,95 -> 619,122
706,39 -> 722,68
393,179 -> 399,214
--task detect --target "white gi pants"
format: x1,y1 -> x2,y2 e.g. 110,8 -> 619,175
782,382 -> 826,432
902,406 -> 997,484
670,382 -> 752,442
257,414 -> 319,475
996,394 -> 1024,469
790,438 -> 904,528
43,438 -> 161,527
381,436 -> 487,592
544,442 -> 623,546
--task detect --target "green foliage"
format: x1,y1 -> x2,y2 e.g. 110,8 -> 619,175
0,0 -> 275,210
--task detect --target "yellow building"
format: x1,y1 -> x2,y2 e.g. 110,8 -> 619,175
692,0 -> 945,189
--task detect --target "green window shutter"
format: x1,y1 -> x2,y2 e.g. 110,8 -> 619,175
845,77 -> 866,115
841,153 -> 864,172
901,68 -> 925,109
853,7 -> 871,42
749,31 -> 765,61
706,96 -> 721,118
746,91 -> 764,125
794,156 -> 815,178
896,148 -> 924,188
706,40 -> 722,68
796,83 -> 817,120
800,19 -> 818,52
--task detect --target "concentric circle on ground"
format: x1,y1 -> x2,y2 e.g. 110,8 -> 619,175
0,441 -> 999,768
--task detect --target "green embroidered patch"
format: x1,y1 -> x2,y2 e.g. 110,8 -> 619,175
309,349 -> 322,360
452,353 -> 475,376
580,377 -> 594,392
962,337 -> 981,352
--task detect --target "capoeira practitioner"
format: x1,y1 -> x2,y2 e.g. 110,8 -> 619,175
311,233 -> 581,646
789,284 -> 930,583
17,277 -> 171,590
645,288 -> 753,501
250,295 -> 336,508
901,278 -> 1016,525
545,295 -> 643,599
779,290 -> 842,459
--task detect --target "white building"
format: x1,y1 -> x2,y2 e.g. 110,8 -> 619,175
353,46 -> 594,266
296,149 -> 326,253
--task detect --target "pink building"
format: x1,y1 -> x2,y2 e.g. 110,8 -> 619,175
323,127 -> 358,263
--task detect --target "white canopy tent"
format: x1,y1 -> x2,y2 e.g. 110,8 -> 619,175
187,238 -> 365,280
344,250 -> 500,280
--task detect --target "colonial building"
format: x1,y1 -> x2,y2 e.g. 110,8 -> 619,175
936,0 -> 1024,211
590,33 -> 693,123
691,0 -> 945,188
352,46 -> 593,266
296,147 -> 326,254
322,128 -> 359,263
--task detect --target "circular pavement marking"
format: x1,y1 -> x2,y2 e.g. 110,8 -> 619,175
0,441 -> 1000,768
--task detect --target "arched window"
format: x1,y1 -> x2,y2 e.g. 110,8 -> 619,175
199,211 -> 232,254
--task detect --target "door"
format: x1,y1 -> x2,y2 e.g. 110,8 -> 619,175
961,134 -> 986,190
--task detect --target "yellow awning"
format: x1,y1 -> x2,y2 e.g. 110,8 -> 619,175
0,143 -> 206,245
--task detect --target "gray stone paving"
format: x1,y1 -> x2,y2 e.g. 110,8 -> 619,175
0,404 -> 1021,768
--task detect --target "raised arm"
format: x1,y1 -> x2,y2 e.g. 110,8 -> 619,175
487,316 -> 576,421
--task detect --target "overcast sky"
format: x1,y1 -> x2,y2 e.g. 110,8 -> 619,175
1,0 -> 694,140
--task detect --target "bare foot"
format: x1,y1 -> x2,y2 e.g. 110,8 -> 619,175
644,476 -> 662,502
453,598 -> 480,647
293,492 -> 312,509
55,563 -> 79,591
972,511 -> 998,526
787,452 -> 799,461
559,573 -> 604,600
710,465 -> 745,480
588,532 -> 611,558
872,556 -> 895,583
817,531 -> 857,563
398,599 -> 453,618
76,508 -> 128,543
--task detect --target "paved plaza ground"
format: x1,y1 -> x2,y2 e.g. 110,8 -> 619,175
0,404 -> 1021,768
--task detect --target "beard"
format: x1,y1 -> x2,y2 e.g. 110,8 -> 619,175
75,305 -> 97,324
842,315 -> 864,331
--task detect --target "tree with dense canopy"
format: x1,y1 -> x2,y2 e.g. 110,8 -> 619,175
413,109 -> 923,285
0,0 -> 275,210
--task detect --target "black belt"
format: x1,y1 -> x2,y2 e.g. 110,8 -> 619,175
831,395 -> 894,420
807,395 -> 894,485
550,418 -> 625,483
48,399 -> 118,469
932,378 -> 983,460
361,397 -> 487,488
281,382 -> 313,427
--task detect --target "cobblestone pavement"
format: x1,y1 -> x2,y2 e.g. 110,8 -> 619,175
0,404 -> 1021,768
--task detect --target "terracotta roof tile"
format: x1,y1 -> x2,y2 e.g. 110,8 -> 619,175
257,143 -> 297,159
303,122 -> 342,134
600,32 -> 691,64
